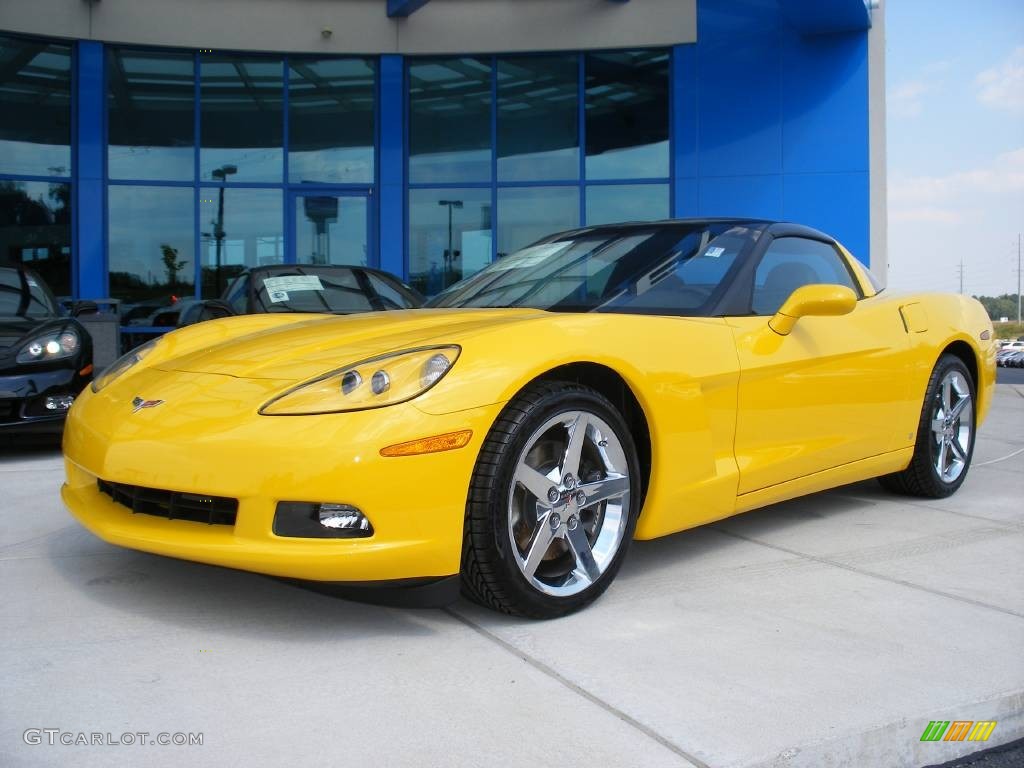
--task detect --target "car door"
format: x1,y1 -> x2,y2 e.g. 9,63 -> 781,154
729,235 -> 910,494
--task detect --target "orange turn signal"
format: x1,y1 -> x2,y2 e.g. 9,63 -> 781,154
80,364 -> 94,376
380,430 -> 473,457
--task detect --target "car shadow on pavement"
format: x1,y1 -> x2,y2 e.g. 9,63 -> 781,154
44,531 -> 445,641
43,478 -> 895,634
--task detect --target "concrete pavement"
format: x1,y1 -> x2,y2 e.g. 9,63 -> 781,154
1,385 -> 1022,768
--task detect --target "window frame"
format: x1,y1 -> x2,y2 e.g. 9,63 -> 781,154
405,48 -> 673,297
745,234 -> 865,317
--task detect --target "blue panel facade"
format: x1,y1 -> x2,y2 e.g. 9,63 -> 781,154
688,0 -> 871,264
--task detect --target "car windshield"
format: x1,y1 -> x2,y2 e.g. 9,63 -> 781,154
251,266 -> 377,314
0,267 -> 59,319
427,222 -> 764,316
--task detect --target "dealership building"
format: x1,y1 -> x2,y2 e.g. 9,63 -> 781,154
0,0 -> 884,310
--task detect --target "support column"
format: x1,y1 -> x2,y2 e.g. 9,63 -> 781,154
74,41 -> 106,299
378,55 -> 406,278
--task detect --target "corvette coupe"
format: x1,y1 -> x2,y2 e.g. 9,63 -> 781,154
62,219 -> 996,618
1,264 -> 93,434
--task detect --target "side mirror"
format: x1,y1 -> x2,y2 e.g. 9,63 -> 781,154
177,300 -> 237,327
769,284 -> 857,336
71,300 -> 100,317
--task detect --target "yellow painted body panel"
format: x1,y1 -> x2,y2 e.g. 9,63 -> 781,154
62,264 -> 996,583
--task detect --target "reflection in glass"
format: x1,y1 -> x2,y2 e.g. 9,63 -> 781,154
108,186 -> 194,307
0,36 -> 72,178
108,49 -> 195,181
586,184 -> 669,226
497,187 -> 578,258
497,56 -> 579,182
295,195 -> 368,266
201,56 -> 283,182
408,189 -> 491,296
0,180 -> 72,297
200,187 -> 282,297
585,50 -> 670,180
409,59 -> 492,183
289,58 -> 375,183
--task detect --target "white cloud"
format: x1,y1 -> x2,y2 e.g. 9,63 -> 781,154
889,147 -> 1024,210
888,80 -> 930,118
976,46 -> 1024,113
888,149 -> 1024,296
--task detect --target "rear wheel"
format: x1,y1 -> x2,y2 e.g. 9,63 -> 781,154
879,354 -> 975,498
461,381 -> 641,618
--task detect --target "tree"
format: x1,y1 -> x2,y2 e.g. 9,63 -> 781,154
160,244 -> 188,287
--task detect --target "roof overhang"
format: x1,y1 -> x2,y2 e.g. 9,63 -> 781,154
779,0 -> 872,35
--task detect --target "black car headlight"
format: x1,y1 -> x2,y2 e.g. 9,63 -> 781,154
16,329 -> 80,364
260,345 -> 460,415
91,338 -> 159,393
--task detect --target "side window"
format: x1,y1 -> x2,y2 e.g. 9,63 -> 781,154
751,237 -> 858,315
224,275 -> 249,313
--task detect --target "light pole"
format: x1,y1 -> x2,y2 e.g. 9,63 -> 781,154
211,164 -> 238,294
438,199 -> 463,284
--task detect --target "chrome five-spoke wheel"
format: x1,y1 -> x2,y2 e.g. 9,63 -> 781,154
879,353 -> 976,498
929,368 -> 973,483
508,410 -> 631,597
461,381 -> 641,618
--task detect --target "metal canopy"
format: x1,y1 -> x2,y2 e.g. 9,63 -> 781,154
386,0 -> 432,18
779,0 -> 872,34
388,0 -> 631,18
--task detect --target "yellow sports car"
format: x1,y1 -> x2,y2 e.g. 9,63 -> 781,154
62,219 -> 996,618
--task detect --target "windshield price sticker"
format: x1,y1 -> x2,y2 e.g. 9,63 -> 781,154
263,275 -> 324,296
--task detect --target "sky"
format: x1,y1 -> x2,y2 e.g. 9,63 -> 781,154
885,0 -> 1024,298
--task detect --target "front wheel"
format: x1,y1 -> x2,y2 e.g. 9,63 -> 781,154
879,354 -> 976,498
461,381 -> 641,619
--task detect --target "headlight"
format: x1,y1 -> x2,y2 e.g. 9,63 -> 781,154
91,338 -> 159,393
260,345 -> 460,415
16,328 -> 80,364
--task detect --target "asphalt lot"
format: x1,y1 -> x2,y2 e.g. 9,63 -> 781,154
996,365 -> 1024,385
1,385 -> 1022,768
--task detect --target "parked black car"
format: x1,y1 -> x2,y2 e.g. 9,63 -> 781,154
0,265 -> 93,433
178,264 -> 424,325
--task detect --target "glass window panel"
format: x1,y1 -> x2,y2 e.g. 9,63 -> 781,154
108,49 -> 195,181
289,58 -> 375,184
200,56 -> 283,182
200,187 -> 282,297
295,194 -> 368,266
585,50 -> 669,180
0,36 -> 72,177
409,58 -> 492,183
0,180 -> 71,297
408,188 -> 492,296
497,187 -> 579,258
585,184 -> 669,226
108,186 -> 194,307
497,56 -> 578,182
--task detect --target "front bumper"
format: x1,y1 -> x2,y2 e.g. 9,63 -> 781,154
62,367 -> 503,582
0,367 -> 87,433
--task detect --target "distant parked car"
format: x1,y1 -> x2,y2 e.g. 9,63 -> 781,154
178,264 -> 423,326
997,343 -> 1024,366
0,264 -> 92,433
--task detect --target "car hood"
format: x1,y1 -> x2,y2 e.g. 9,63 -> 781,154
154,308 -> 548,382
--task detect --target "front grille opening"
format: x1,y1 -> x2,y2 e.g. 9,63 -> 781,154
98,480 -> 238,526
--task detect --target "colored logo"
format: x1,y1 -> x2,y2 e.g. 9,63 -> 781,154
131,396 -> 164,414
920,721 -> 997,742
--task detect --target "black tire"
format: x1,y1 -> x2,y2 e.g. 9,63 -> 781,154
461,380 -> 641,619
878,354 -> 976,498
